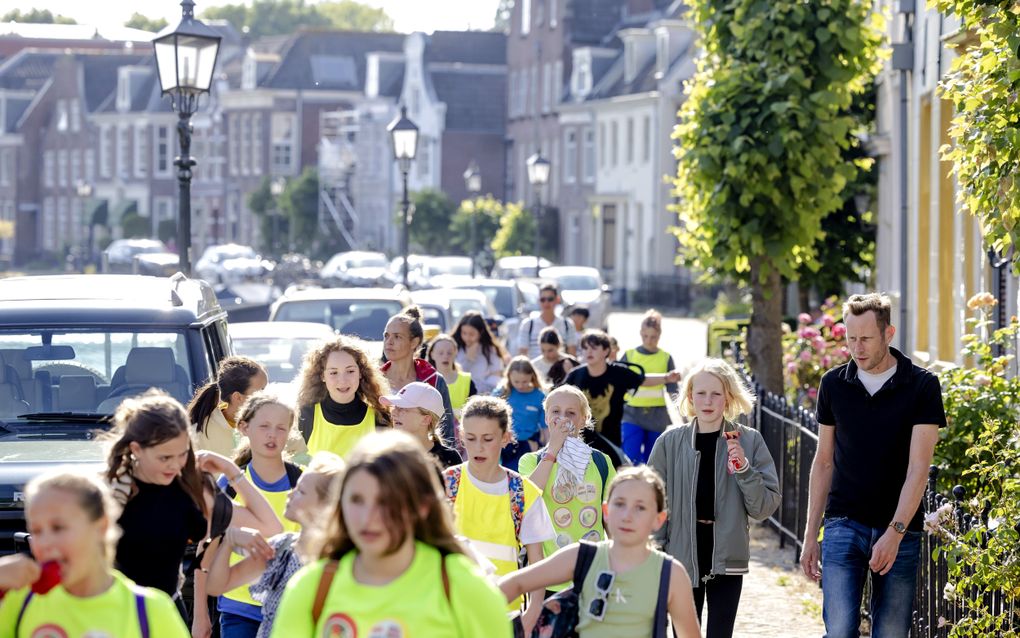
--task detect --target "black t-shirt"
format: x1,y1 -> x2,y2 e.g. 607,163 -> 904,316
116,479 -> 207,595
694,431 -> 717,521
565,362 -> 644,446
815,347 -> 946,531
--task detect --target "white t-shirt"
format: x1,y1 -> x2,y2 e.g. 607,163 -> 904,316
464,465 -> 556,546
857,363 -> 897,396
518,313 -> 577,358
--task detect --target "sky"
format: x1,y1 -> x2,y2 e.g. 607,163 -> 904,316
0,0 -> 499,34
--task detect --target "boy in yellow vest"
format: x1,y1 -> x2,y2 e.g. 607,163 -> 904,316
620,310 -> 679,463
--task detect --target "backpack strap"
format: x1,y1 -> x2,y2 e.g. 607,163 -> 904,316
440,554 -> 451,602
573,540 -> 598,589
507,471 -> 525,543
312,560 -> 339,626
443,466 -> 462,503
284,462 -> 304,488
590,451 -> 609,503
133,588 -> 150,638
651,556 -> 671,638
14,590 -> 34,636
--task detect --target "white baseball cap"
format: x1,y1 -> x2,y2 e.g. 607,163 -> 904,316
380,382 -> 444,419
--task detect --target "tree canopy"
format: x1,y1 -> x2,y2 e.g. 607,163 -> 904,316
491,201 -> 536,258
124,13 -> 168,32
201,0 -> 393,39
935,0 -> 1020,267
672,0 -> 882,392
408,190 -> 457,255
1,9 -> 76,24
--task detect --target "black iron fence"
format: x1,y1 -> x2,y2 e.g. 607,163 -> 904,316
735,366 -> 1015,637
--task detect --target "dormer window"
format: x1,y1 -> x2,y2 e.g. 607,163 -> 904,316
657,31 -> 669,76
572,50 -> 592,99
242,54 -> 256,90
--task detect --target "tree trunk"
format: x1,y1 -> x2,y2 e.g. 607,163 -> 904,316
798,282 -> 811,314
747,260 -> 785,395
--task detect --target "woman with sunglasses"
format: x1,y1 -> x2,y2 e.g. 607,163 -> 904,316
497,467 -> 701,638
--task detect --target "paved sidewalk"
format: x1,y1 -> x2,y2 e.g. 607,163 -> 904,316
730,524 -> 824,637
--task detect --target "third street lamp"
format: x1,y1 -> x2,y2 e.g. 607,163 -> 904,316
526,150 -> 550,277
464,161 -> 481,278
388,106 -> 419,288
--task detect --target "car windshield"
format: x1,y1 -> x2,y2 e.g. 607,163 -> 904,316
274,300 -> 405,340
0,329 -> 193,417
232,336 -> 321,384
419,306 -> 446,332
466,286 -> 514,317
555,275 -> 600,290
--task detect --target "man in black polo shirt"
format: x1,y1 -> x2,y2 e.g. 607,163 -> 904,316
800,293 -> 945,638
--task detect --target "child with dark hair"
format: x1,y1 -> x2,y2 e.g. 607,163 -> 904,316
188,356 -> 268,457
531,326 -> 564,384
452,310 -> 507,394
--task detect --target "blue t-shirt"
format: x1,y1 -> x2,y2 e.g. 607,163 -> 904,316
507,388 -> 546,441
217,465 -> 294,621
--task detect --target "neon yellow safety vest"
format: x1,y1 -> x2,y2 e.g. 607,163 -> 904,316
452,468 -> 542,609
447,372 -> 472,414
625,348 -> 670,407
222,465 -> 300,608
308,403 -> 376,458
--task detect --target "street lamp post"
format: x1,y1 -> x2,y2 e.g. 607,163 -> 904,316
75,180 -> 94,270
152,0 -> 221,277
463,161 -> 481,278
526,151 -> 550,277
270,176 -> 286,257
388,106 -> 419,289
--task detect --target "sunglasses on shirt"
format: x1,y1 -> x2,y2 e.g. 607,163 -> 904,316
587,570 -> 616,621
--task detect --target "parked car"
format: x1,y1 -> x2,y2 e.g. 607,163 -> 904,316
386,254 -> 427,288
419,256 -> 474,288
539,266 -> 612,330
0,273 -> 231,553
133,251 -> 179,277
492,255 -> 553,279
447,279 -> 530,346
410,288 -> 496,334
319,251 -> 390,288
268,287 -> 410,360
101,239 -> 168,273
229,321 -> 336,384
195,244 -> 271,285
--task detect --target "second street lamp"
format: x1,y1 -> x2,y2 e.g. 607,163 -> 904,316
388,106 -> 419,288
526,151 -> 550,277
464,161 -> 481,278
152,0 -> 221,277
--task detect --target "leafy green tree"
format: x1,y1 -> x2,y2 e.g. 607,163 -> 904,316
279,168 -> 320,256
157,219 -> 177,245
121,211 -> 150,239
672,0 -> 882,392
247,177 -> 285,255
935,0 -> 1020,265
1,9 -> 76,24
125,13 -> 168,32
408,189 -> 456,255
493,0 -> 513,32
201,0 -> 392,39
449,196 -> 503,256
491,202 -> 535,258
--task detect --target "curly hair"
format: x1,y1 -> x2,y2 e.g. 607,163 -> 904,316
296,336 -> 391,417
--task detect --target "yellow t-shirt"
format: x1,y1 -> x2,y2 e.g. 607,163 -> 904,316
270,542 -> 511,638
0,570 -> 188,638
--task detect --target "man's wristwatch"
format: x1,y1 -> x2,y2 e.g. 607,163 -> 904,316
889,521 -> 907,535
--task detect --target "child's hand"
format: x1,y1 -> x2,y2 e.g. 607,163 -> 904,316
195,451 -> 238,477
0,553 -> 41,591
225,527 -> 275,562
726,437 -> 747,472
547,417 -> 572,454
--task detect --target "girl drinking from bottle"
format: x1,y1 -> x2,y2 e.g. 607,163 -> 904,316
271,431 -> 511,638
0,469 -> 189,637
648,358 -> 780,637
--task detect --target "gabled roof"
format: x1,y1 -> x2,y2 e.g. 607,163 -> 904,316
568,0 -> 624,45
94,64 -> 173,115
263,30 -> 406,91
431,68 -> 506,133
78,53 -> 150,113
427,31 -> 506,66
0,50 -> 60,91
0,22 -> 153,43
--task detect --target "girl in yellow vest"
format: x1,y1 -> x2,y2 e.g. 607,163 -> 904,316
188,356 -> 268,457
443,395 -> 555,636
0,469 -> 189,637
208,392 -> 306,638
620,310 -> 680,464
271,430 -> 511,638
498,467 -> 702,638
206,451 -> 346,638
427,334 -> 476,422
296,336 -> 391,458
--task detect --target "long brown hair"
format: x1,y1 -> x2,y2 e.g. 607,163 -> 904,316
318,431 -> 464,560
452,310 -> 506,363
187,356 -> 265,434
104,390 -> 208,516
297,336 -> 391,417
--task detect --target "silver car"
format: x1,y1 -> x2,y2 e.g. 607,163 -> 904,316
539,266 -> 612,331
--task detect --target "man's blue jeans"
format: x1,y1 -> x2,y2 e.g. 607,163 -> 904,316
821,516 -> 921,638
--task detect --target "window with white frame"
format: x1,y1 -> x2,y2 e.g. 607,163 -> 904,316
117,125 -> 129,179
84,149 -> 95,182
643,115 -> 651,163
154,126 -> 171,177
626,118 -> 634,164
99,126 -> 112,178
70,198 -> 82,244
582,127 -> 594,183
520,70 -> 529,118
135,124 -> 148,178
530,66 -> 538,115
57,197 -> 68,246
564,129 -> 577,184
70,150 -> 80,185
44,152 -> 54,188
229,114 -> 239,176
0,149 -> 11,186
553,61 -> 562,105
56,100 -> 68,132
542,64 -> 551,113
611,121 -> 618,167
240,114 -> 251,176
252,113 -> 263,173
70,100 -> 81,132
57,150 -> 68,188
271,113 -> 296,174
42,198 -> 54,250
550,0 -> 558,27
521,0 -> 531,35
417,135 -> 430,179
510,71 -> 519,117
598,123 -> 605,169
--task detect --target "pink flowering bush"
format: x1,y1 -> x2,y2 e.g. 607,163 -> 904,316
782,297 -> 850,410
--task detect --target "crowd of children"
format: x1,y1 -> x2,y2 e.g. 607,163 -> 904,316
0,285 -> 780,638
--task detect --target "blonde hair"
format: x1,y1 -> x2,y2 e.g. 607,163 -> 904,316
305,451 -> 346,503
677,358 -> 755,420
426,334 -> 461,372
641,309 -> 663,333
543,384 -> 594,431
606,466 -> 667,513
26,469 -> 123,563
497,355 -> 546,398
233,391 -> 298,466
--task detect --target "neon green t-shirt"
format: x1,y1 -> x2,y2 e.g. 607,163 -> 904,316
270,542 -> 511,638
0,569 -> 188,638
518,450 -> 616,559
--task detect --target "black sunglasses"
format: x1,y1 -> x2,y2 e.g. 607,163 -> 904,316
540,296 -> 556,302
